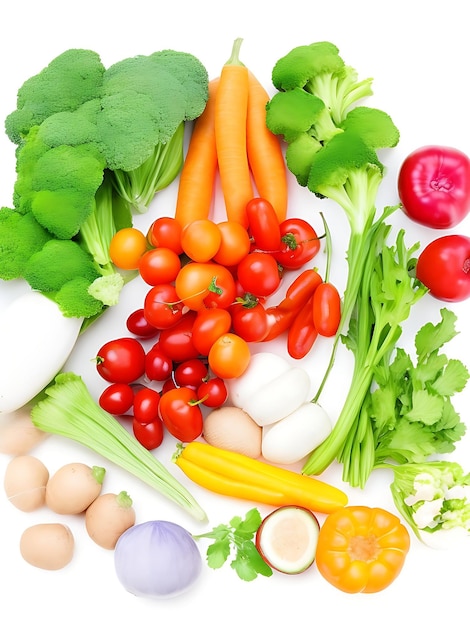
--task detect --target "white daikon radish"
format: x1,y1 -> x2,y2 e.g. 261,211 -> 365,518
0,291 -> 83,414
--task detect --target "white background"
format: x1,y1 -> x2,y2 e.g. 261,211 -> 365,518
1,1 -> 470,623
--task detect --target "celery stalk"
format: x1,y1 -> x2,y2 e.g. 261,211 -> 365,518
31,372 -> 207,521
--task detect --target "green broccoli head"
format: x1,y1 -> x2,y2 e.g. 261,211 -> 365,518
0,207 -> 52,280
271,41 -> 373,125
272,41 -> 344,91
23,239 -> 101,293
55,276 -> 105,319
5,49 -> 105,144
339,107 -> 400,149
266,87 -> 342,144
29,143 -> 106,239
37,100 -> 101,148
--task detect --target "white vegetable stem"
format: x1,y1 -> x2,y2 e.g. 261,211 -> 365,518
0,291 -> 83,414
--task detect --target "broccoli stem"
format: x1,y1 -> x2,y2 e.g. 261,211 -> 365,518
31,372 -> 207,521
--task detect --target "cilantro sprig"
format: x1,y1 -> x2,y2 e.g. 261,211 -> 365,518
193,508 -> 273,582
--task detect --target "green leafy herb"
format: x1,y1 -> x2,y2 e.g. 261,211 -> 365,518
370,308 -> 468,466
193,508 -> 273,581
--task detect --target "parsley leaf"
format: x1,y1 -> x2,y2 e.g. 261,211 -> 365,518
193,508 -> 273,582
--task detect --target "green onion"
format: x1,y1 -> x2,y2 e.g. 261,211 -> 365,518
31,372 -> 207,521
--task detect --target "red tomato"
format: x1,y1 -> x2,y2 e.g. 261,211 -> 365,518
143,283 -> 184,330
158,311 -> 200,361
191,308 -> 232,356
312,282 -> 341,337
133,387 -> 161,425
147,216 -> 183,254
208,333 -> 251,379
416,234 -> 470,302
245,197 -> 282,252
175,262 -> 237,310
174,358 -> 209,389
126,308 -> 159,338
197,377 -> 228,408
158,387 -> 204,442
99,383 -> 135,415
145,343 -> 173,381
237,251 -> 281,297
138,247 -> 181,286
96,337 -> 146,384
132,417 -> 164,450
273,218 -> 321,269
287,295 -> 318,359
229,301 -> 269,342
398,145 -> 470,229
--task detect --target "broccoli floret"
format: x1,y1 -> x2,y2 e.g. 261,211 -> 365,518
55,277 -> 105,319
29,143 -> 106,239
0,207 -> 52,280
271,41 -> 373,125
265,88 -> 341,144
23,239 -> 101,293
339,107 -> 400,150
5,49 -> 105,144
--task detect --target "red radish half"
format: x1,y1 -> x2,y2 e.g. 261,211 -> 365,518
255,506 -> 320,574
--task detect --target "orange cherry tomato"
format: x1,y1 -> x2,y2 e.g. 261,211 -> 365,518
213,220 -> 251,267
175,262 -> 236,311
109,227 -> 148,270
315,506 -> 410,594
181,219 -> 222,262
208,333 -> 251,379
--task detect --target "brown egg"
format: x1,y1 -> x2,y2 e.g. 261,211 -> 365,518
203,405 -> 262,458
46,462 -> 105,514
85,491 -> 136,549
20,523 -> 74,570
4,455 -> 49,512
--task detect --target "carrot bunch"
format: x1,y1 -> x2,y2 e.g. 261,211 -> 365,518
175,38 -> 288,229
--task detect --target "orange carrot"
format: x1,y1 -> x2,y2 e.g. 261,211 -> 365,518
174,78 -> 219,228
215,38 -> 253,228
247,71 -> 288,223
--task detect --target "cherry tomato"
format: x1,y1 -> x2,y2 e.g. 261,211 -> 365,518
138,247 -> 181,286
147,216 -> 183,254
181,219 -> 222,262
96,337 -> 146,384
99,382 -> 135,415
161,377 -> 178,394
109,227 -> 148,270
287,295 -> 318,359
145,342 -> 173,381
213,221 -> 251,267
315,506 -> 410,594
197,377 -> 228,408
245,197 -> 282,252
191,307 -> 232,356
237,251 -> 281,297
158,311 -> 200,361
229,301 -> 269,342
126,308 -> 159,338
133,387 -> 161,425
312,282 -> 341,337
273,218 -> 321,270
416,234 -> 470,301
280,268 -> 323,312
158,386 -> 204,442
398,145 -> 470,229
143,283 -> 184,329
175,262 -> 237,310
208,333 -> 251,379
174,358 -> 208,389
132,417 -> 164,450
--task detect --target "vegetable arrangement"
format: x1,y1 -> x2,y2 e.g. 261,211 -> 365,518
1,36 -> 470,601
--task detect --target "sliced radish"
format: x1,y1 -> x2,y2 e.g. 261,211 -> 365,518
255,506 -> 320,574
